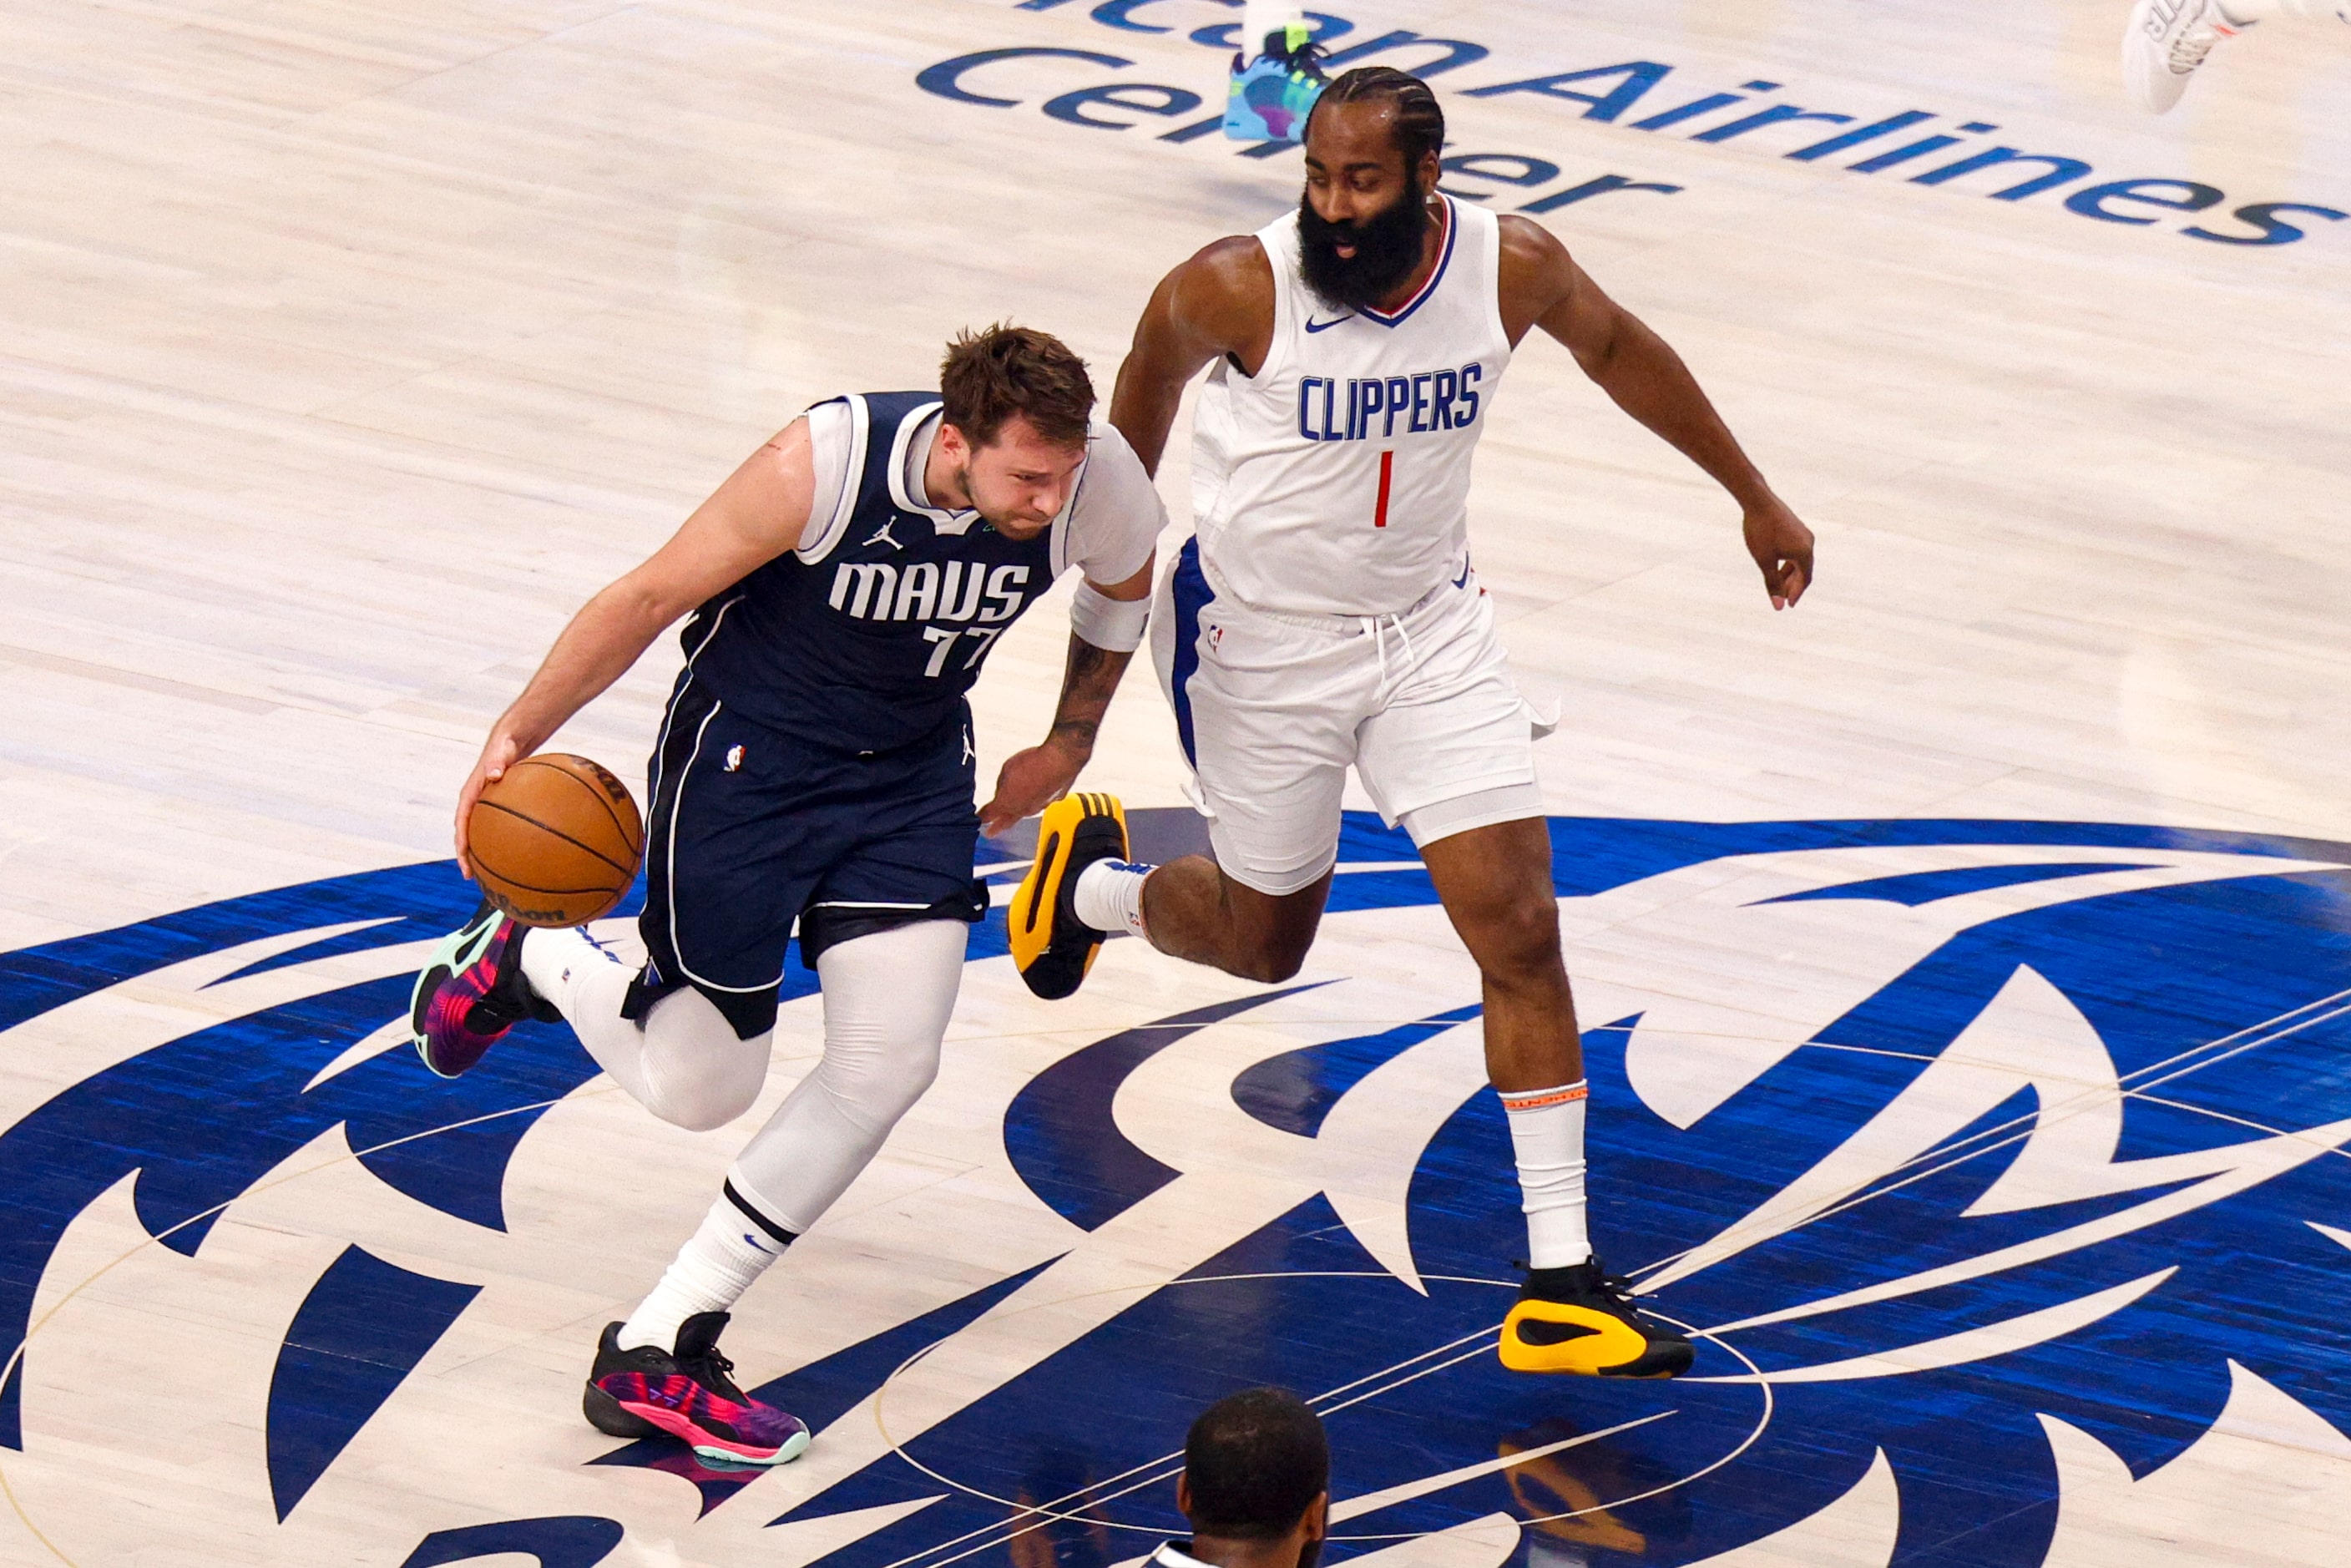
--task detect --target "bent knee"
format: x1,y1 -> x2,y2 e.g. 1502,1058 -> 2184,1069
815,1038 -> 942,1133
1228,938 -> 1312,984
1471,898 -> 1565,981
830,1069 -> 939,1132
1222,893 -> 1322,984
640,1056 -> 766,1132
644,1084 -> 759,1134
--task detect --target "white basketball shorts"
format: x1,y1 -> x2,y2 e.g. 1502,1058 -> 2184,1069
1151,538 -> 1546,896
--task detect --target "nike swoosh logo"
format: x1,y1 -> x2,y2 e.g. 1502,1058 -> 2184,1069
1303,315 -> 1354,333
1511,1318 -> 1601,1347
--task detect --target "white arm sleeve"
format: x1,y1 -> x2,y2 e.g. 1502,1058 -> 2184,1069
1064,420 -> 1167,588
793,398 -> 862,563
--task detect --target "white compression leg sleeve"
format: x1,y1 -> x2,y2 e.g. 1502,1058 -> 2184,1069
612,920 -> 966,1351
725,918 -> 968,1238
519,927 -> 770,1132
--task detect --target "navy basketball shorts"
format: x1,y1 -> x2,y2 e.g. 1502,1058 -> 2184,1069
624,682 -> 986,1039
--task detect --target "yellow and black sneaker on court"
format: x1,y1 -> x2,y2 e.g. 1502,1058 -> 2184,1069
1008,792 -> 1128,1000
1499,1257 -> 1694,1378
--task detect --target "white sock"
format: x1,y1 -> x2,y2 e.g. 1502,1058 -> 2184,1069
1500,1082 -> 1591,1269
1242,0 -> 1307,53
519,925 -> 770,1132
518,924 -> 622,1022
619,1190 -> 790,1352
1073,859 -> 1155,939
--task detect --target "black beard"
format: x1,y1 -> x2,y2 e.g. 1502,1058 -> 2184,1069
1297,184 -> 1432,314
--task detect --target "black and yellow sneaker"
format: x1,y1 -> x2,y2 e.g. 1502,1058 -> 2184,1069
1499,1258 -> 1694,1378
1007,792 -> 1128,1000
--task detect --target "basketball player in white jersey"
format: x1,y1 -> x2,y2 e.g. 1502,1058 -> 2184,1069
1009,68 -> 1814,1378
2126,0 -> 2349,113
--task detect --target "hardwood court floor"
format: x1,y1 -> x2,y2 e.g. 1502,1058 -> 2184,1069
2,3 -> 2348,1566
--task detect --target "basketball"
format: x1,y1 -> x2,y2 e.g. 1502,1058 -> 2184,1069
467,753 -> 645,927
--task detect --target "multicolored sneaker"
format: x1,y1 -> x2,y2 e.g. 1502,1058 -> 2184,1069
2123,0 -> 2250,114
1223,23 -> 1329,143
407,901 -> 559,1079
1499,1258 -> 1694,1378
1007,792 -> 1128,1000
583,1313 -> 811,1468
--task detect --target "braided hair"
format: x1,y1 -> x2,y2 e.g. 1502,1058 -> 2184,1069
1306,66 -> 1445,170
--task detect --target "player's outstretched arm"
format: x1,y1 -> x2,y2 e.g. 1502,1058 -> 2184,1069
453,419 -> 819,873
1110,237 -> 1276,477
1499,216 -> 1814,610
978,555 -> 1155,837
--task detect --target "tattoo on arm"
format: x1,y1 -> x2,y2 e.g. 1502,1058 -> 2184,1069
1048,635 -> 1134,751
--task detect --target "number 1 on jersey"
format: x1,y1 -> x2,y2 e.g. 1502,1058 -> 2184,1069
1373,449 -> 1393,529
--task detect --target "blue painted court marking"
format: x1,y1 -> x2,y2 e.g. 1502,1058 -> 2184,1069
1754,861 -> 2156,907
1004,984 -> 1327,1230
1635,982 -> 2351,1293
5,816 -> 2349,1567
860,1274 -> 1773,1565
1231,1003 -> 1485,1137
1352,1308 -> 1772,1542
854,1280 -> 1534,1568
0,1092 -> 580,1381
1331,1409 -> 1676,1527
865,1278 -> 1524,1545
399,1514 -> 623,1567
0,1090 -> 589,1565
268,1246 -> 482,1520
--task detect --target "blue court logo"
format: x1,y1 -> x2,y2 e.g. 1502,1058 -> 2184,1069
2,815 -> 2348,1567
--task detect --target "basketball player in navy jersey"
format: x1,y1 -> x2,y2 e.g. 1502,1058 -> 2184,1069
409,326 -> 1164,1464
1012,69 -> 1814,1378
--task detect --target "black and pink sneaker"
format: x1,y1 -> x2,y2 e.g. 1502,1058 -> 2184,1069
407,901 -> 559,1079
583,1313 -> 811,1468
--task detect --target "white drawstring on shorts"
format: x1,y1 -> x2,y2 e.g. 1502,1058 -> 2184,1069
1362,611 -> 1420,686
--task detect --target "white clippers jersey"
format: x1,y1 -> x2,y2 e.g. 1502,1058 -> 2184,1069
1191,195 -> 1513,616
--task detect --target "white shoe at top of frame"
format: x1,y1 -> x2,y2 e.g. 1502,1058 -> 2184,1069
2125,0 -> 2253,114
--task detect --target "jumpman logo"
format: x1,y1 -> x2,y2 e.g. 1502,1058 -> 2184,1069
864,518 -> 904,552
962,725 -> 975,765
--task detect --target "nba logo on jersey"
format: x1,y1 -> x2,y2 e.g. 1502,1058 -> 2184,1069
724,744 -> 745,772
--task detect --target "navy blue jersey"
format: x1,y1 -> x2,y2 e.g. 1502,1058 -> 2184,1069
684,392 -> 1064,751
